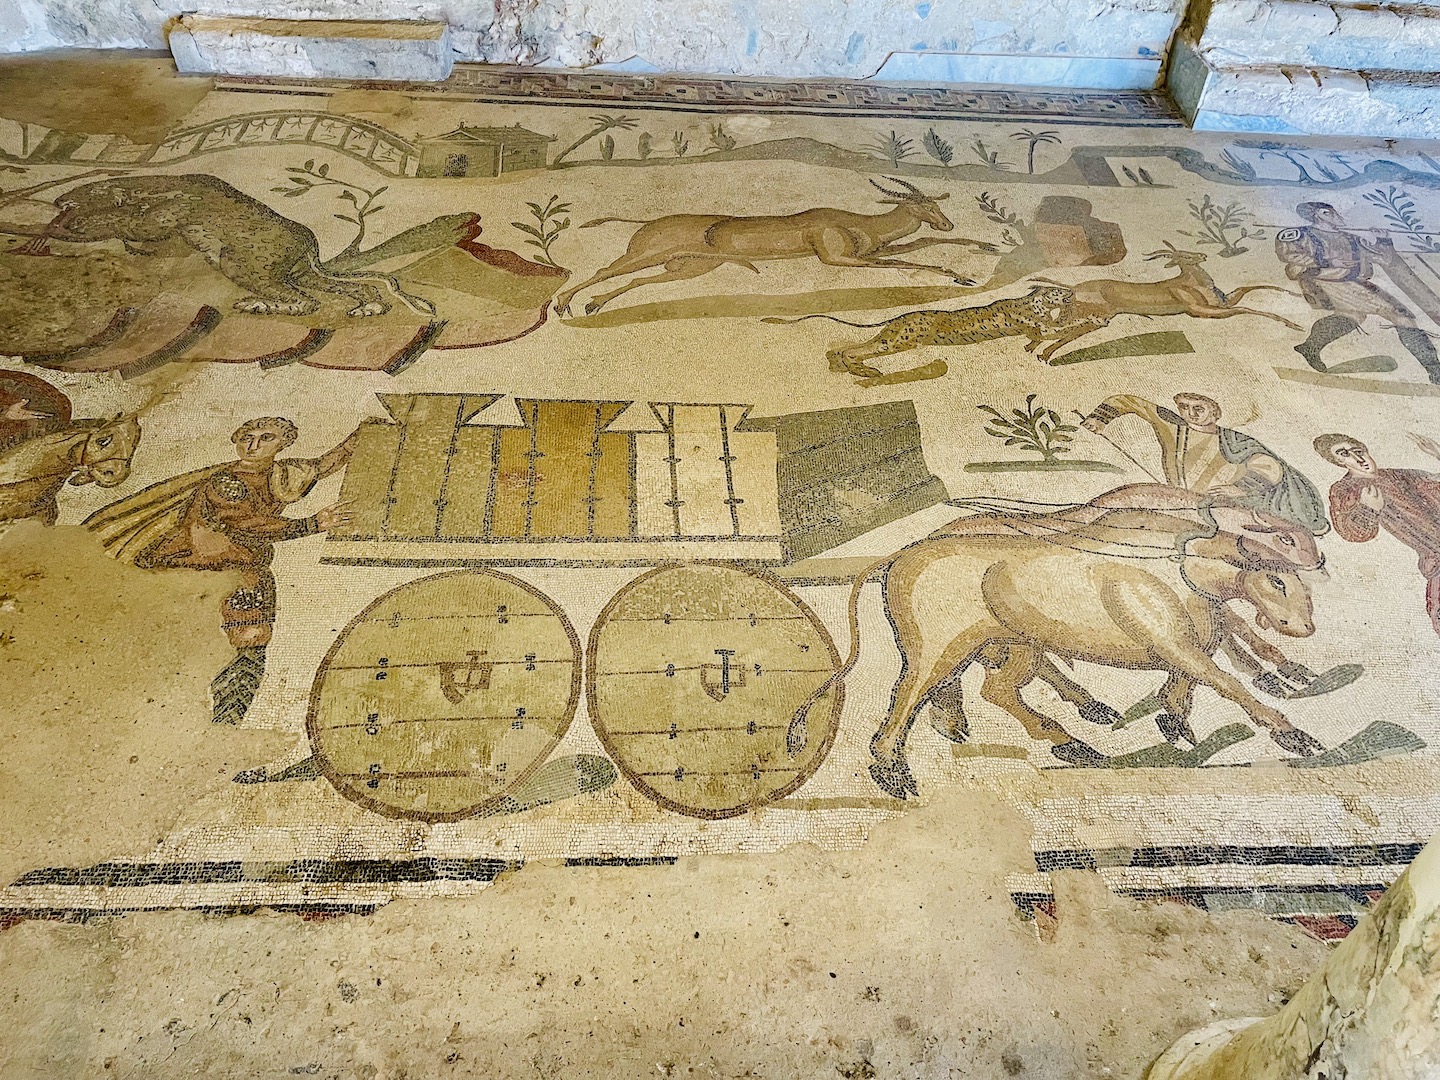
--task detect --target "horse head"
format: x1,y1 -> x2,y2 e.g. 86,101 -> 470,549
69,413 -> 141,488
1240,568 -> 1315,638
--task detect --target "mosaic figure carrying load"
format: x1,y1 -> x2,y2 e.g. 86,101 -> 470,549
86,417 -> 356,724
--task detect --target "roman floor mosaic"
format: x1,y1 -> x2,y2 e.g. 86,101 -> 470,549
4,65 -> 1440,944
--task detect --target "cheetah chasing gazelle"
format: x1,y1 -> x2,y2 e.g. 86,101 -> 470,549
766,245 -> 1304,384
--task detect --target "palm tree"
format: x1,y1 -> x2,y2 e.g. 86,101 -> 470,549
552,114 -> 639,165
865,130 -> 916,168
1010,128 -> 1061,174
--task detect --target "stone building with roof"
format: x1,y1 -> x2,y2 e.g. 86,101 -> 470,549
417,123 -> 554,177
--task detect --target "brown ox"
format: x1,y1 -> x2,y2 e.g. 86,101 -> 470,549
927,494 -> 1329,736
934,484 -> 1326,572
553,178 -> 997,316
792,533 -> 1323,799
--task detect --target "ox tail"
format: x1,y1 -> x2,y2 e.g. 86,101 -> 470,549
783,551 -> 897,757
309,255 -> 437,317
760,314 -> 896,329
578,216 -> 654,229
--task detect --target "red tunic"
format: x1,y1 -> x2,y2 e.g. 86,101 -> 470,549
136,460 -> 321,572
1330,469 -> 1440,633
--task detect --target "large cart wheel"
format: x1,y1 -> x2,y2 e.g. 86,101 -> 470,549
587,562 -> 843,819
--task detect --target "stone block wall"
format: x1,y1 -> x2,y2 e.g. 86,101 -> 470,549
10,0 -> 1440,138
1169,0 -> 1440,138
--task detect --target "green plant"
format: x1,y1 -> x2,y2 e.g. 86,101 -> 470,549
977,395 -> 1077,462
1328,153 -> 1361,178
272,159 -> 386,259
552,114 -> 638,165
1181,195 -> 1265,257
1218,148 -> 1257,182
637,132 -> 653,160
709,123 -> 736,152
1363,186 -> 1440,253
922,129 -> 954,166
672,130 -> 690,157
1238,140 -> 1322,184
599,135 -> 615,161
866,130 -> 915,167
1010,128 -> 1060,174
511,195 -> 572,269
971,138 -> 1010,171
976,191 -> 1025,248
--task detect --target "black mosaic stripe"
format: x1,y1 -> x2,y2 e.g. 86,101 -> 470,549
1120,884 -> 1384,908
1,904 -> 380,926
11,856 -> 521,889
1011,882 -> 1387,917
1034,842 -> 1426,873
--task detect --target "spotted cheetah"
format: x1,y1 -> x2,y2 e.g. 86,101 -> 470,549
764,286 -> 1105,383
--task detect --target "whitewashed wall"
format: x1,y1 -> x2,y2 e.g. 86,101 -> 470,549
3,0 -> 1184,88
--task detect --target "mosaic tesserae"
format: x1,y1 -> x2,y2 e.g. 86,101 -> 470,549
1,55 -> 1439,1079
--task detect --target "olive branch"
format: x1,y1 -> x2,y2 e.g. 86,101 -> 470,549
272,159 -> 387,260
511,195 -> 572,269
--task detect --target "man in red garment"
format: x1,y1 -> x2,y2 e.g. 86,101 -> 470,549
1314,432 -> 1440,634
87,416 -> 354,722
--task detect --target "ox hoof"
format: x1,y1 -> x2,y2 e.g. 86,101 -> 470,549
868,758 -> 917,799
1077,701 -> 1121,727
1050,740 -> 1107,768
1157,713 -> 1198,747
1253,671 -> 1291,699
1277,661 -> 1319,685
1271,727 -> 1325,757
928,710 -> 970,744
583,299 -> 605,315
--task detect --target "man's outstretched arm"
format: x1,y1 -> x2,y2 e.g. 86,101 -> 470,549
315,429 -> 361,480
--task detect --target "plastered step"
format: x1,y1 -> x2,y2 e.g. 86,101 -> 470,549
1169,35 -> 1440,138
169,15 -> 453,82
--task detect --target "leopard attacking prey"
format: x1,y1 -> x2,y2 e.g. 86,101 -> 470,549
1,174 -> 436,319
764,285 -> 1098,384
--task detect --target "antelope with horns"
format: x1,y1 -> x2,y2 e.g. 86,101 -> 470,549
1025,242 -> 1304,363
553,177 -> 999,316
